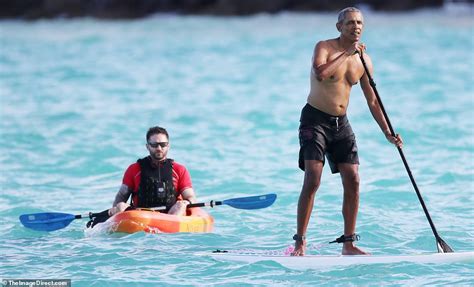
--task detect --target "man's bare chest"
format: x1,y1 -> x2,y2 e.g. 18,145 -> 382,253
327,53 -> 364,85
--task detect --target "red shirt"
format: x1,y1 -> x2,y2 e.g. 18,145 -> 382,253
122,160 -> 192,203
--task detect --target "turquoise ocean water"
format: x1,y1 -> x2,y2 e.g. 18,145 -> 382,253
1,8 -> 473,286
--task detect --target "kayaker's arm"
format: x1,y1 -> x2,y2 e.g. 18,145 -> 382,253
113,184 -> 132,206
168,188 -> 197,215
181,188 -> 197,204
88,185 -> 130,228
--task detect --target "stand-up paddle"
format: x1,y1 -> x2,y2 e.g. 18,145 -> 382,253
19,193 -> 277,232
358,51 -> 453,253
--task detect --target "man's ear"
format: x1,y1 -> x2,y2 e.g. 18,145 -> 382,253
336,23 -> 342,32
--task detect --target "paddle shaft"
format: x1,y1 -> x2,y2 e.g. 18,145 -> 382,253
359,53 -> 449,250
149,201 -> 223,211
188,201 -> 222,208
149,194 -> 276,211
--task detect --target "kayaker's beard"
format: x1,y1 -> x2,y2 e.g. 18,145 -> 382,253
150,150 -> 167,162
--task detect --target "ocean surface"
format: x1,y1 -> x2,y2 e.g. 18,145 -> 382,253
1,7 -> 473,287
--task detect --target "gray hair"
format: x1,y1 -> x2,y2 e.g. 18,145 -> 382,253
337,7 -> 362,24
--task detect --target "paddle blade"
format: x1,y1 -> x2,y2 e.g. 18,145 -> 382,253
19,212 -> 77,231
222,193 -> 277,210
437,237 -> 454,253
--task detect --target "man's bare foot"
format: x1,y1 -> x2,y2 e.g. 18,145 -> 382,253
291,240 -> 306,256
342,242 -> 370,255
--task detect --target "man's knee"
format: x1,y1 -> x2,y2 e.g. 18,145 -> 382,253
303,176 -> 321,192
302,162 -> 323,193
344,172 -> 360,186
339,164 -> 360,186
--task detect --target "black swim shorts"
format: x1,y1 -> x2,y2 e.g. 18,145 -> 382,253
298,103 -> 359,174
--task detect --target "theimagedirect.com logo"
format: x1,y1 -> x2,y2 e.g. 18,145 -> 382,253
1,279 -> 71,287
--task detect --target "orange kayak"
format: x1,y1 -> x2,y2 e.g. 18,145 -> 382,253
109,208 -> 214,234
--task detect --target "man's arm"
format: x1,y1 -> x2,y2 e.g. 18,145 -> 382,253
181,188 -> 196,204
313,40 -> 364,81
113,184 -> 132,206
88,184 -> 132,226
167,188 -> 196,215
360,53 -> 403,147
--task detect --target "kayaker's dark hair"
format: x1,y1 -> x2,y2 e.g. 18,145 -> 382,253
146,126 -> 169,141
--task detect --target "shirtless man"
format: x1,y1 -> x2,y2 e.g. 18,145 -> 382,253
292,7 -> 403,256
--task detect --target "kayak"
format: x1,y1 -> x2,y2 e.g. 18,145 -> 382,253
108,208 -> 214,234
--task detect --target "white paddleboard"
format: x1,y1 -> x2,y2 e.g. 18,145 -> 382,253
208,251 -> 474,269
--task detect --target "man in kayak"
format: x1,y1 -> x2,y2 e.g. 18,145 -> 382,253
292,7 -> 403,256
87,126 -> 196,227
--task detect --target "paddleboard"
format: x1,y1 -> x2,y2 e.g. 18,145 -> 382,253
208,250 -> 474,269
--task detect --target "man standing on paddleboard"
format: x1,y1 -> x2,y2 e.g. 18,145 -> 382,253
292,7 -> 403,256
87,126 -> 196,227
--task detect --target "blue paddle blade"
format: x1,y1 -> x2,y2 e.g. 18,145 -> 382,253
19,212 -> 77,231
222,194 -> 277,210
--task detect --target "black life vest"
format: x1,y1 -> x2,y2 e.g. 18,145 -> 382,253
132,156 -> 177,209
